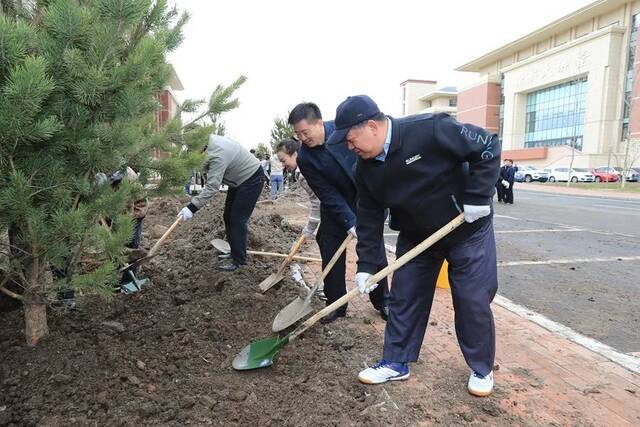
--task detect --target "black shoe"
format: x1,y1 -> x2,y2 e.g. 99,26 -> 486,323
379,306 -> 389,321
218,262 -> 240,272
320,311 -> 346,325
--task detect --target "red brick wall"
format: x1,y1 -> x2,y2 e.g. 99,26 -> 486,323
502,147 -> 548,161
630,39 -> 640,139
156,90 -> 171,130
457,81 -> 501,132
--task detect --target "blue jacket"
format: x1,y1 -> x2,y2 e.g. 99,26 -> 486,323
500,165 -> 515,183
355,113 -> 501,274
297,121 -> 358,232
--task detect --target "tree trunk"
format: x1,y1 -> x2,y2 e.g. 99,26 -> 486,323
23,253 -> 51,346
24,301 -> 48,346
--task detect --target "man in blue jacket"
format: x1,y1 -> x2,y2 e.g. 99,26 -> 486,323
328,95 -> 500,397
288,102 -> 389,323
500,159 -> 516,204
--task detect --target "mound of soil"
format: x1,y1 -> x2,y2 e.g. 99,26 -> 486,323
0,194 -> 525,426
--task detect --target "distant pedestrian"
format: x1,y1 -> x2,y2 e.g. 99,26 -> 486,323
269,153 -> 284,199
500,159 -> 515,204
495,176 -> 504,203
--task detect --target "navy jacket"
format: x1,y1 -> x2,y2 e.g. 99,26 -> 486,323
355,113 -> 501,274
500,165 -> 515,183
297,121 -> 358,232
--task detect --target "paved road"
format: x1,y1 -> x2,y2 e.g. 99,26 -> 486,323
383,187 -> 640,354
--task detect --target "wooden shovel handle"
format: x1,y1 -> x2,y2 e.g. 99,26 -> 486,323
288,213 -> 465,342
303,234 -> 353,303
148,217 -> 182,257
246,250 -> 321,262
276,235 -> 306,274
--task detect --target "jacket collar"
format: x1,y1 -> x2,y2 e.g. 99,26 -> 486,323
388,116 -> 403,155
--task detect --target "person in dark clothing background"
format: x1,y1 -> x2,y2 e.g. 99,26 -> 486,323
328,95 -> 500,396
500,159 -> 515,204
495,175 -> 505,203
288,102 -> 389,324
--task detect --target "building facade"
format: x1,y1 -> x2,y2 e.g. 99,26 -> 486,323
457,0 -> 640,169
400,80 -> 458,117
154,64 -> 184,160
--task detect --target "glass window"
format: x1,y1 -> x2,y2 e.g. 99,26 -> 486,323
524,77 -> 587,150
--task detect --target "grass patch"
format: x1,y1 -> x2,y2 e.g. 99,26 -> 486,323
533,182 -> 640,193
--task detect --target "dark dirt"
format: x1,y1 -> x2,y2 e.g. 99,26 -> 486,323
1,193 -> 527,426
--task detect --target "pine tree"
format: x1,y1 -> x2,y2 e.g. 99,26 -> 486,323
254,142 -> 270,159
181,75 -> 247,138
269,116 -> 294,152
0,0 -> 197,345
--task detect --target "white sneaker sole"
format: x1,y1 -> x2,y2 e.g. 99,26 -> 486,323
468,387 -> 493,397
358,372 -> 410,385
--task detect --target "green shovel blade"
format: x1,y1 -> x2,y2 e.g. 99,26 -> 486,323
232,335 -> 290,371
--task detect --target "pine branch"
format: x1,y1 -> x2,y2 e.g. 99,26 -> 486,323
0,275 -> 23,301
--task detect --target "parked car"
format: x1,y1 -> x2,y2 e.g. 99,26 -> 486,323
595,166 -> 640,182
613,167 -> 640,182
591,167 -> 620,182
544,168 -> 595,183
514,166 -> 549,182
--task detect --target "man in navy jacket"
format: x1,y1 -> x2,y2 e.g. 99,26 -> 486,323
288,102 -> 389,323
328,95 -> 500,397
500,159 -> 516,204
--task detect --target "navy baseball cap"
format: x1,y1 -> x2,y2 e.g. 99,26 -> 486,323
326,95 -> 381,145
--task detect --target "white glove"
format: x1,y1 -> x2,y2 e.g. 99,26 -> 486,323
348,226 -> 357,239
355,272 -> 378,294
501,179 -> 510,189
302,223 -> 317,239
178,206 -> 193,221
463,204 -> 490,223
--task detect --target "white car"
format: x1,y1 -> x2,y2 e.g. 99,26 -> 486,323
514,166 -> 549,182
545,167 -> 595,183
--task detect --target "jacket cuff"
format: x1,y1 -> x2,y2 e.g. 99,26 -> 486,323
357,262 -> 378,275
345,217 -> 357,231
463,194 -> 491,206
187,203 -> 199,213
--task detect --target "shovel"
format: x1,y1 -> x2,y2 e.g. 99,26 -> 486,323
258,235 -> 306,293
232,213 -> 465,371
118,216 -> 182,273
211,238 -> 231,254
272,234 -> 353,332
210,240 -> 321,262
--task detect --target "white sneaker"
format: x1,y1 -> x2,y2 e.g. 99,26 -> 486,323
358,360 -> 409,385
468,370 -> 494,397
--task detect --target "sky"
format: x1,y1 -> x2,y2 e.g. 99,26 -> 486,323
168,0 -> 594,149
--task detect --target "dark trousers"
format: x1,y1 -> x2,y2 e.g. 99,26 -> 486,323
384,220 -> 498,376
316,222 -> 389,314
503,183 -> 514,204
223,167 -> 264,265
495,182 -> 504,202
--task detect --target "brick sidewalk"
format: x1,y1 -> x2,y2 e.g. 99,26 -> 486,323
276,199 -> 639,424
302,245 -> 640,425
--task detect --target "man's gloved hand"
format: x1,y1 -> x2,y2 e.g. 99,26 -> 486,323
348,226 -> 357,239
463,205 -> 491,223
501,179 -> 510,189
302,223 -> 316,239
355,272 -> 378,294
178,206 -> 194,221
